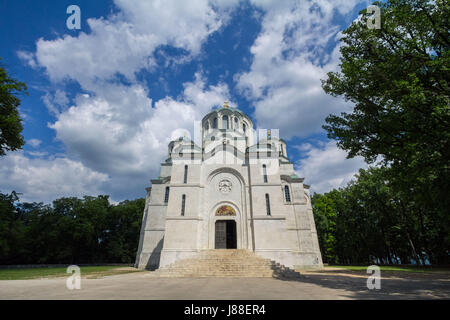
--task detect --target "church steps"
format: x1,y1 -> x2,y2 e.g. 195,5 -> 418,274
148,249 -> 302,278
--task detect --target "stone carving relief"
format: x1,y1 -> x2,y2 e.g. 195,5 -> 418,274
218,179 -> 232,193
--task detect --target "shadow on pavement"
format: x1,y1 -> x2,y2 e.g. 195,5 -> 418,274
275,270 -> 450,299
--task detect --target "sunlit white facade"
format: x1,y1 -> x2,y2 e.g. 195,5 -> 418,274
135,104 -> 323,270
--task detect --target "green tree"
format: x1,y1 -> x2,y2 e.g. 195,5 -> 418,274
312,167 -> 440,265
0,193 -> 144,265
0,192 -> 26,264
321,0 -> 449,263
312,192 -> 339,263
0,59 -> 27,156
103,199 -> 145,263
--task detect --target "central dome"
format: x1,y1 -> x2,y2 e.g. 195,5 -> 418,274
202,102 -> 253,134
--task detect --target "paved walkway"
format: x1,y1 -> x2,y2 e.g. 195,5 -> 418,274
1,270 -> 449,300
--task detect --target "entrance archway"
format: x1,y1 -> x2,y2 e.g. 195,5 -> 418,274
215,220 -> 237,249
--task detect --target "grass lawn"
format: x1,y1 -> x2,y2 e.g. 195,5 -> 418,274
0,265 -> 140,280
326,265 -> 450,273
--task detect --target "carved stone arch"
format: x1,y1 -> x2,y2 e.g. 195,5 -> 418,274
209,200 -> 242,249
206,168 -> 248,250
207,167 -> 246,186
304,191 -> 310,204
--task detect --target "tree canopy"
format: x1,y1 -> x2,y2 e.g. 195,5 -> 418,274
0,58 -> 27,156
0,193 -> 144,265
320,0 -> 449,263
313,167 -> 445,265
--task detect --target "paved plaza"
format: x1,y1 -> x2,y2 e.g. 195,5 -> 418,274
1,270 -> 449,300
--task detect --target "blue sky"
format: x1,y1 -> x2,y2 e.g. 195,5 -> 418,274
0,0 -> 371,203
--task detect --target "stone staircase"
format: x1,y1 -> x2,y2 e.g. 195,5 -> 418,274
147,249 -> 302,278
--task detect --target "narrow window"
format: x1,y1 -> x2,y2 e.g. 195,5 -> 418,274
181,194 -> 186,216
164,187 -> 170,204
206,122 -> 209,131
223,115 -> 229,129
243,123 -> 246,133
265,194 -> 271,216
213,117 -> 218,129
184,165 -> 188,184
284,185 -> 291,203
263,164 -> 268,183
234,117 -> 238,130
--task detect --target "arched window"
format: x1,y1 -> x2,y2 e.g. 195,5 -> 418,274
184,165 -> 188,184
181,194 -> 186,216
234,117 -> 238,130
164,187 -> 170,204
243,123 -> 246,133
263,164 -> 268,183
284,185 -> 291,203
222,115 -> 229,129
213,118 -> 218,129
265,194 -> 271,216
206,122 -> 209,131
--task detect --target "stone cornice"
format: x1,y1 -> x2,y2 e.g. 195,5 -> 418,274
280,174 -> 305,183
165,216 -> 203,221
151,176 -> 171,184
250,215 -> 286,220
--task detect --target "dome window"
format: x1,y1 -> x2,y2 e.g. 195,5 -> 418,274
223,115 -> 229,129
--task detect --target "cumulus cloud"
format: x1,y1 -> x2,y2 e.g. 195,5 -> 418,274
237,0 -> 367,138
295,141 -> 367,194
34,0 -> 238,88
41,89 -> 70,115
15,0 -> 238,201
9,0 -> 371,203
0,152 -> 109,203
46,73 -> 231,200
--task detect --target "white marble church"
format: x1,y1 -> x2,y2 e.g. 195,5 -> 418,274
135,103 -> 323,270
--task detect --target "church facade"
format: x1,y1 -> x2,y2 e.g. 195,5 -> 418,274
135,104 -> 323,270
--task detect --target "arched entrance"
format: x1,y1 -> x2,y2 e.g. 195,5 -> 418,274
215,220 -> 237,249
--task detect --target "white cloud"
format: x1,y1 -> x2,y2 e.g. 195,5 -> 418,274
17,50 -> 38,69
27,139 -> 42,148
33,0 -> 237,88
237,0 -> 366,138
0,152 -> 109,203
41,89 -> 69,115
46,74 -> 231,200
295,141 -> 367,194
27,151 -> 48,157
12,0 -> 372,203
13,0 -> 241,202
